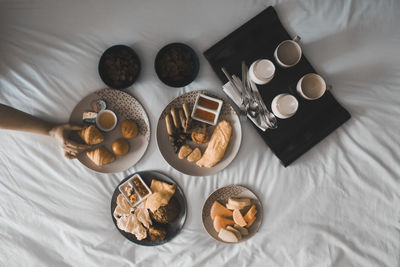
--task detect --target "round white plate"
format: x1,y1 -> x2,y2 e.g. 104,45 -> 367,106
70,88 -> 150,173
202,185 -> 263,243
156,90 -> 242,176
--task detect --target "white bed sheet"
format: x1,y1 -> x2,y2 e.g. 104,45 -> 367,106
0,0 -> 399,266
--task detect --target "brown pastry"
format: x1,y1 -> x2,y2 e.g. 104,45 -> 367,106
148,226 -> 167,242
191,123 -> 208,144
78,125 -> 104,145
196,120 -> 232,168
145,179 -> 176,212
178,145 -> 192,159
149,197 -> 180,224
86,146 -> 116,166
112,138 -> 130,156
120,120 -> 138,139
187,147 -> 202,162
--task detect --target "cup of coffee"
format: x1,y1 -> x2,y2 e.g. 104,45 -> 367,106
271,94 -> 298,119
274,36 -> 302,68
249,59 -> 275,85
296,73 -> 329,100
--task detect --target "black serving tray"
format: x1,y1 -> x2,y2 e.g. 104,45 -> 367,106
204,6 -> 351,167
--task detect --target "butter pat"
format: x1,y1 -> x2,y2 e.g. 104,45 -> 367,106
82,112 -> 97,124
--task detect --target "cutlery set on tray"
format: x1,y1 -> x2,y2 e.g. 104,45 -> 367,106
221,62 -> 277,131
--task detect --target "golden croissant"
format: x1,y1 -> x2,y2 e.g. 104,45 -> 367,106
78,125 -> 104,145
86,146 -> 115,166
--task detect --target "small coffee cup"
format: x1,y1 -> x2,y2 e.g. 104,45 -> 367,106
249,59 -> 275,85
271,94 -> 298,119
274,36 -> 302,68
297,73 -> 330,100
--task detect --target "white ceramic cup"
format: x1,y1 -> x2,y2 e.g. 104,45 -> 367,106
274,36 -> 302,68
249,59 -> 275,85
96,109 -> 118,132
296,73 -> 329,100
271,94 -> 299,119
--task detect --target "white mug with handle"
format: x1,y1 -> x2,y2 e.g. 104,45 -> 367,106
297,73 -> 331,100
274,36 -> 302,68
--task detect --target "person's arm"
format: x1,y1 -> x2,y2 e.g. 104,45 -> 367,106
0,104 -> 90,158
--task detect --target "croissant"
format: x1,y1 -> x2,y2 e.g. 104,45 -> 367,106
78,125 -> 104,145
86,146 -> 115,166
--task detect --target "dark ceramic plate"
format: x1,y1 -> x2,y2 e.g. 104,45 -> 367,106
99,45 -> 141,89
155,43 -> 199,87
110,170 -> 187,246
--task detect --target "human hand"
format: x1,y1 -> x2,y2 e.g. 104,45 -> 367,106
48,124 -> 91,159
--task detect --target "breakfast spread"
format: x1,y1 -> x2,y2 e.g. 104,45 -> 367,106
210,198 -> 257,243
77,97 -> 142,166
163,94 -> 233,168
114,176 -> 180,243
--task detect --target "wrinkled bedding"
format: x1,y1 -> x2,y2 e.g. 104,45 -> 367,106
0,0 -> 399,266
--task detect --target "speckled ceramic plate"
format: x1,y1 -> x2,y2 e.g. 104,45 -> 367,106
111,170 -> 187,246
202,185 -> 263,244
70,88 -> 150,173
156,90 -> 242,176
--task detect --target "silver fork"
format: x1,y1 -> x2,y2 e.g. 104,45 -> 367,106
248,78 -> 278,129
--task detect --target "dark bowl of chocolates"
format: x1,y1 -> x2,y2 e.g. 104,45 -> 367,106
98,45 -> 141,90
155,43 -> 199,88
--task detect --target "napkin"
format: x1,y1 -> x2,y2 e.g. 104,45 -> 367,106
222,81 -> 267,131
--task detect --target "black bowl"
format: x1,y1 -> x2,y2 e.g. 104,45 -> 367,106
110,170 -> 187,246
155,43 -> 200,87
98,45 -> 141,90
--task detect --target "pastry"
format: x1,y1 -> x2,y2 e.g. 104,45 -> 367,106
120,119 -> 138,139
191,129 -> 209,144
145,180 -> 176,212
78,125 -> 104,145
148,226 -> 167,242
117,212 -> 147,240
112,138 -> 130,156
86,146 -> 115,166
113,194 -> 132,220
187,147 -> 202,162
178,145 -> 192,159
149,197 -> 180,224
134,202 -> 152,229
196,120 -> 232,168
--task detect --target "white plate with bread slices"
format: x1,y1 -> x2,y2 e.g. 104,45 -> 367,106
156,90 -> 242,176
202,185 -> 262,243
69,88 -> 150,173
